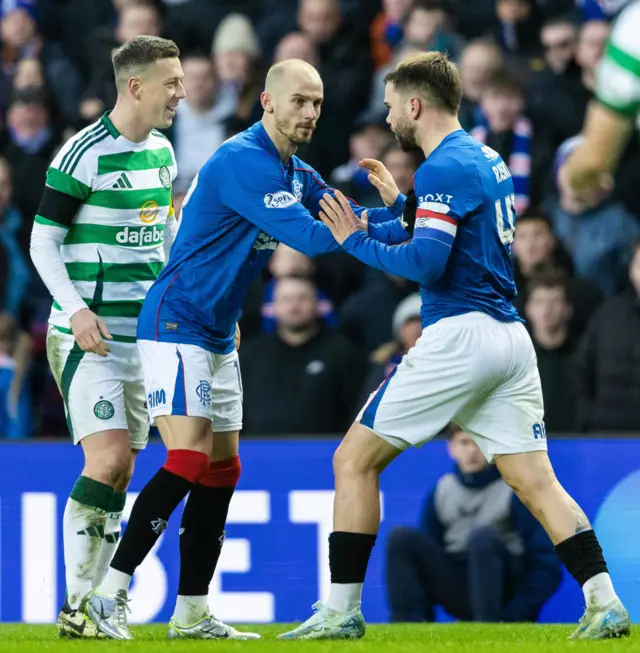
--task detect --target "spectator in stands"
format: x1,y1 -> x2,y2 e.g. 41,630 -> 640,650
341,272 -> 417,355
386,425 -> 562,623
524,270 -> 577,433
527,17 -> 587,148
512,211 -> 601,339
0,313 -> 31,439
211,12 -> 262,135
2,87 -> 58,225
575,19 -> 609,94
366,43 -> 422,124
546,149 -> 640,299
492,0 -> 542,59
472,69 -> 553,214
80,2 -> 162,124
273,32 -> 319,67
260,245 -> 336,334
330,116 -> 392,206
401,0 -> 463,61
0,6 -> 80,125
173,53 -> 236,193
457,39 -> 503,132
0,157 -> 29,318
295,0 -> 372,176
369,0 -> 413,70
575,241 -> 640,433
240,276 -> 365,435
359,293 -> 421,402
380,142 -> 422,195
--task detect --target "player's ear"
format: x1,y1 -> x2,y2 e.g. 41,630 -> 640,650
260,91 -> 274,113
410,96 -> 422,120
128,76 -> 142,101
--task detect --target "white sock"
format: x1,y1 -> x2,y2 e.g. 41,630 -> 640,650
97,568 -> 132,596
93,508 -> 124,589
63,496 -> 108,610
583,572 -> 618,610
327,583 -> 363,613
172,595 -> 209,625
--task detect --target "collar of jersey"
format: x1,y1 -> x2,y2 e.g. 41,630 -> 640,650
101,111 -> 121,139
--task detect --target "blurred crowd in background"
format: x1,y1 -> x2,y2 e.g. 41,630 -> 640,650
1,0 -> 640,440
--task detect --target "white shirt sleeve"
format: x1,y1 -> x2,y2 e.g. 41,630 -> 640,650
29,221 -> 87,319
163,213 -> 179,263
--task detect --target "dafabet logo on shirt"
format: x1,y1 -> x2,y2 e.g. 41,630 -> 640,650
139,200 -> 159,224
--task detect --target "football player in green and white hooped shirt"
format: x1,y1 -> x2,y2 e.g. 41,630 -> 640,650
29,36 -> 184,638
558,0 -> 640,206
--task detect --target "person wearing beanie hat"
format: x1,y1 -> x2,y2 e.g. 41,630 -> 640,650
211,13 -> 263,133
212,12 -> 261,87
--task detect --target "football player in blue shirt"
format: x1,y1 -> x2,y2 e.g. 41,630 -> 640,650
279,52 -> 629,641
84,58 -> 408,640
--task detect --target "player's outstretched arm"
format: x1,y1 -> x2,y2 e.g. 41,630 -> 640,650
319,191 -> 452,285
218,151 -> 343,256
298,161 -> 406,226
559,6 -> 640,206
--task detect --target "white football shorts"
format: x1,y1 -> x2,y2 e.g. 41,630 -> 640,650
137,340 -> 243,432
46,326 -> 149,448
356,312 -> 547,463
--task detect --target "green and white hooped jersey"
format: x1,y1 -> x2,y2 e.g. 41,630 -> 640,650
35,112 -> 177,342
596,0 -> 640,129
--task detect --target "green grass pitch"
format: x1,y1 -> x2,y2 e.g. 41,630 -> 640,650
0,624 -> 636,653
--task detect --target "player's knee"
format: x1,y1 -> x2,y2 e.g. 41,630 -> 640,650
501,468 -> 552,504
85,450 -> 132,487
162,448 -> 211,484
113,453 -> 137,493
200,455 -> 241,487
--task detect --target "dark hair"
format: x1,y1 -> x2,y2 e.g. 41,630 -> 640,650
542,15 -> 578,32
406,0 -> 456,21
112,36 -> 180,88
444,423 -> 465,440
384,51 -> 462,115
526,266 -> 570,298
484,67 -> 524,98
380,141 -> 424,169
516,209 -> 554,231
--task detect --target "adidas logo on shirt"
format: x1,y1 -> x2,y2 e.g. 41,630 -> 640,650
112,173 -> 133,189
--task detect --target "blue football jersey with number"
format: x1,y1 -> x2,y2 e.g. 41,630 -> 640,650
136,122 -> 405,353
413,130 -> 520,327
340,129 -> 521,328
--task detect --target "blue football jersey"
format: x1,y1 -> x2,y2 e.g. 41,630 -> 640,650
137,122 -> 404,353
340,129 -> 520,327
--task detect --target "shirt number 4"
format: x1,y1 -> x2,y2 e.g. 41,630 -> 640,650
495,193 -> 516,247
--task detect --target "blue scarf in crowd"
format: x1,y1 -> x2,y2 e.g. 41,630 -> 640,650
471,116 -> 533,215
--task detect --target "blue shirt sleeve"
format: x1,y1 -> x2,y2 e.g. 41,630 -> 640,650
217,150 -> 341,257
341,156 -> 479,284
297,163 -> 406,223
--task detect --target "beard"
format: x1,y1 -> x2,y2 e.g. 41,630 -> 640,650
394,116 -> 419,152
275,116 -> 315,145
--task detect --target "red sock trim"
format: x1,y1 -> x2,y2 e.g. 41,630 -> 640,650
162,449 -> 210,484
200,456 -> 241,487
